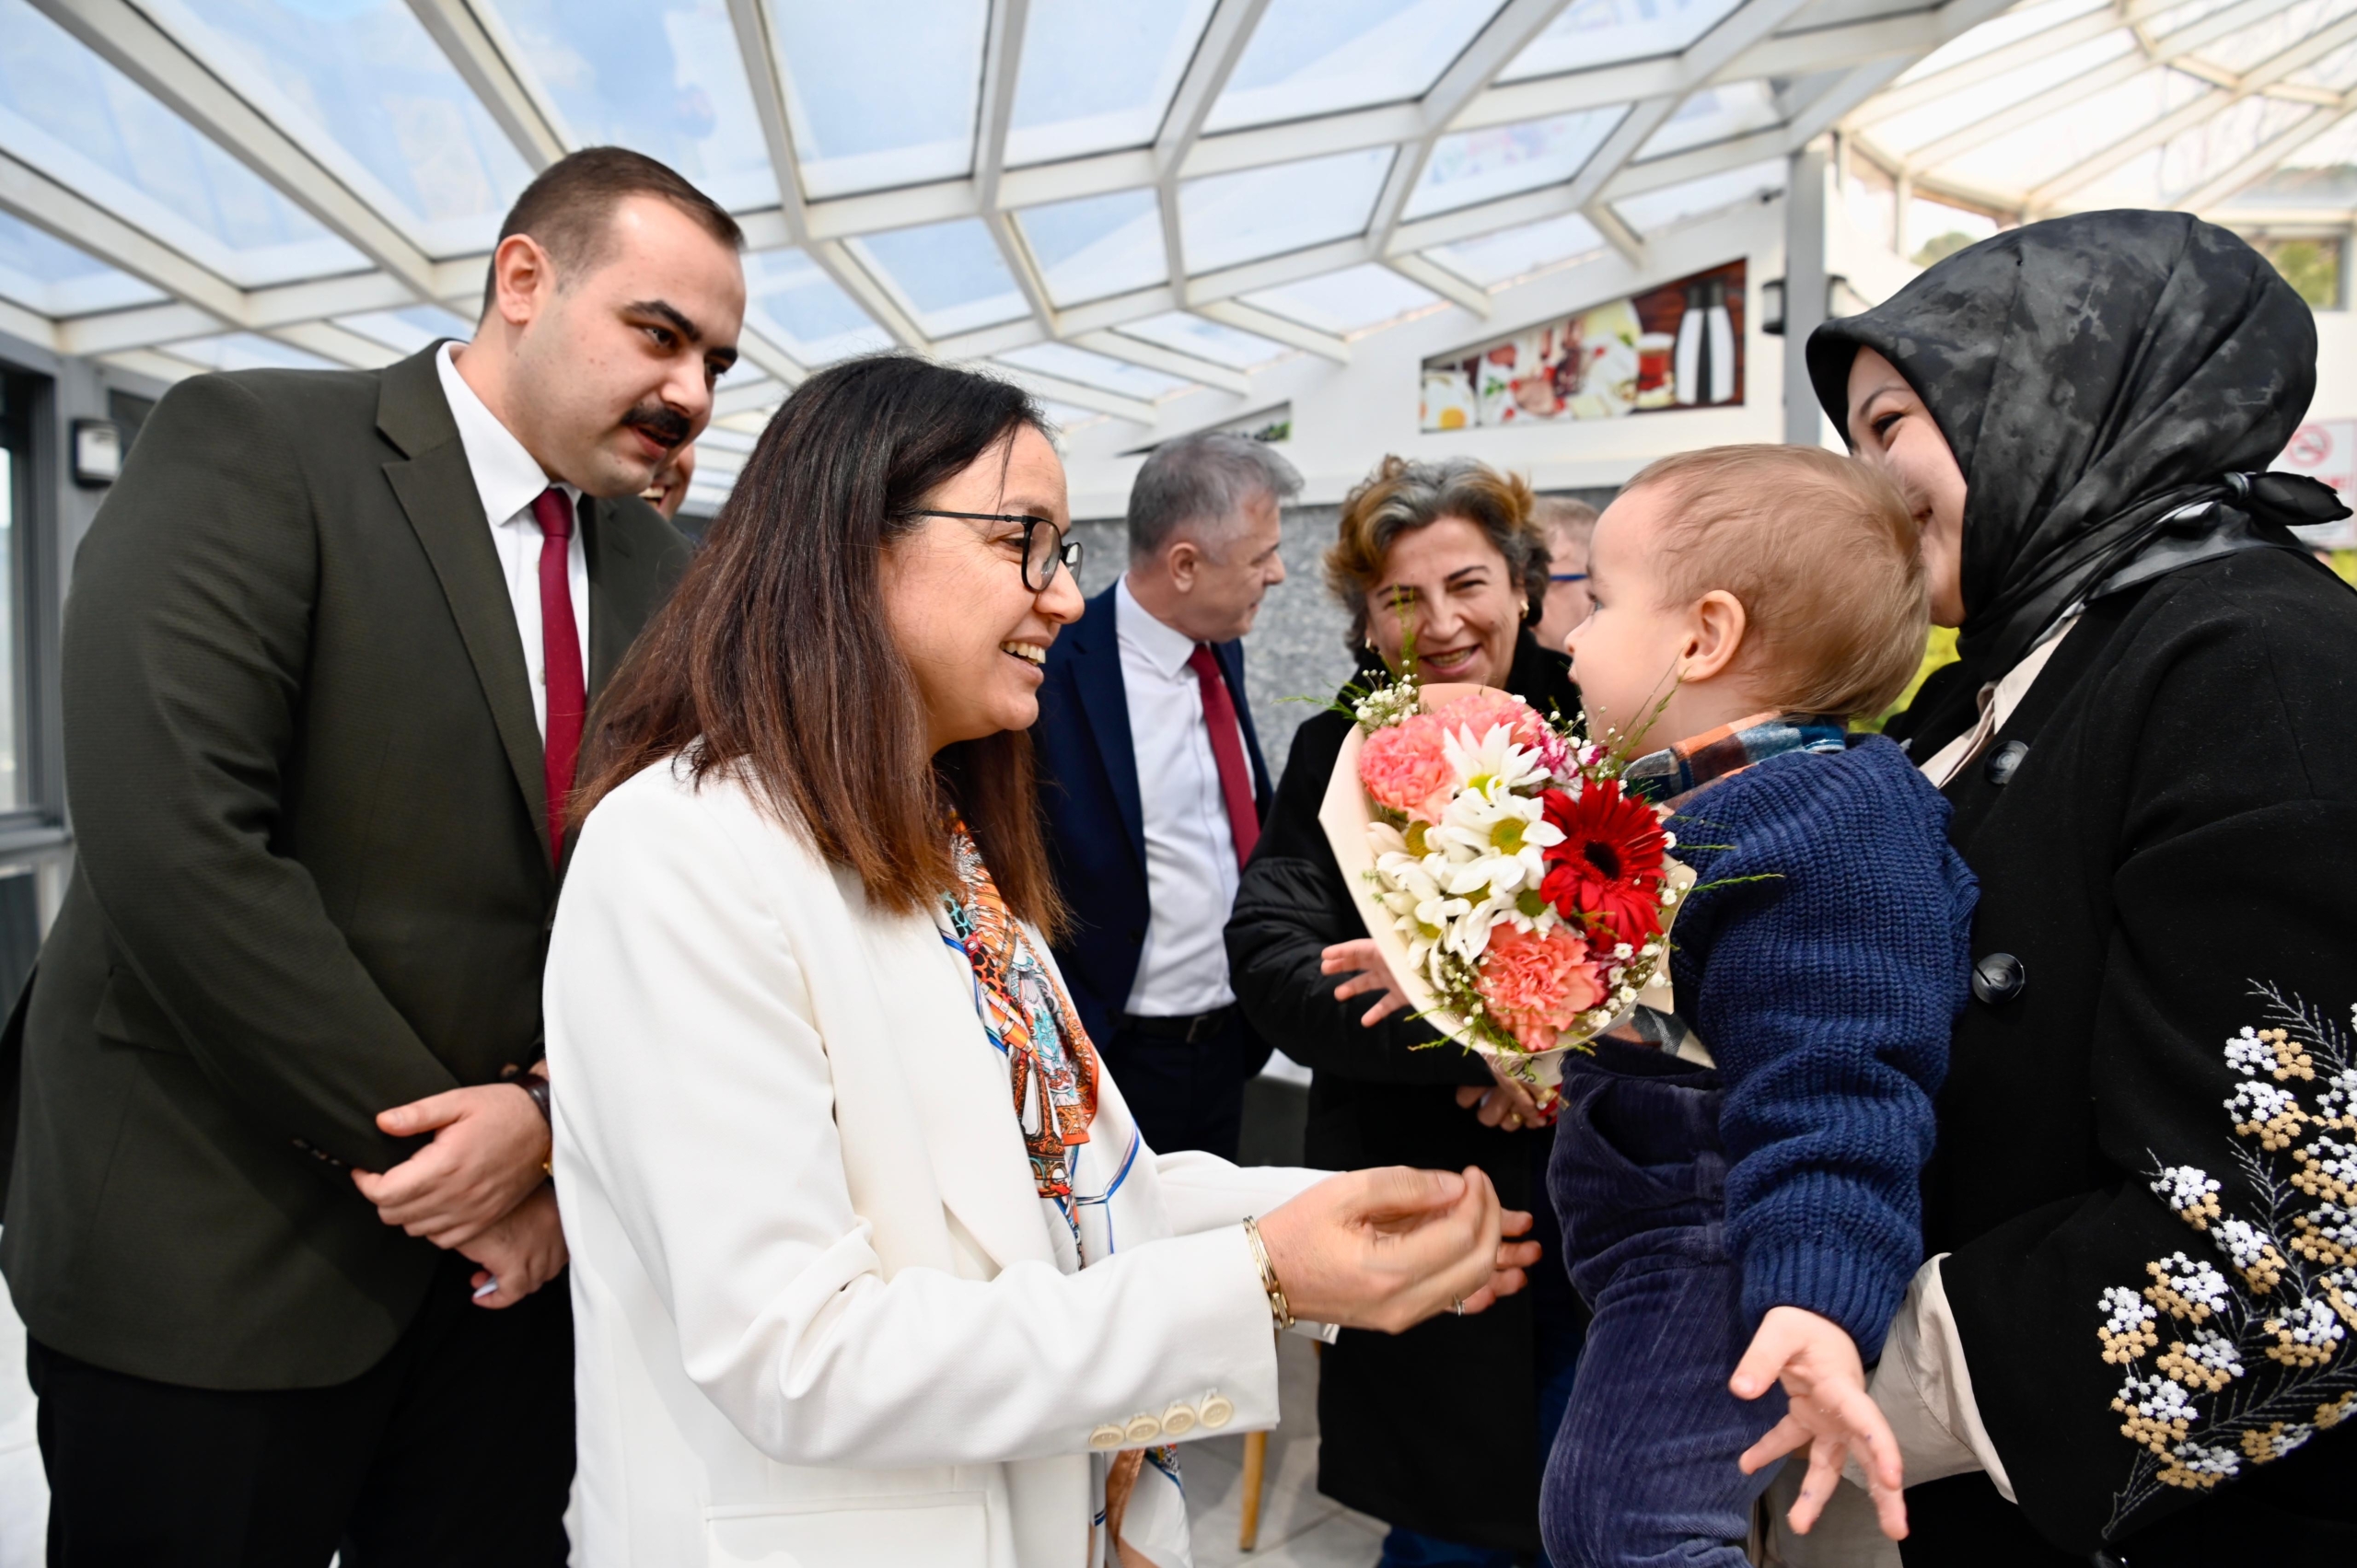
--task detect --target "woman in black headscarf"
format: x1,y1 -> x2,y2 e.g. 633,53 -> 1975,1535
1794,211 -> 2357,1564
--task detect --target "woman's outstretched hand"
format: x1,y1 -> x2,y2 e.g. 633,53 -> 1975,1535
1733,1306 -> 1908,1540
1454,1062 -> 1548,1132
1320,939 -> 1414,1028
1255,1167 -> 1541,1334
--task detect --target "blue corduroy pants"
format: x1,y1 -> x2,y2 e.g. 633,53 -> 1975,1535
1538,1055 -> 1786,1568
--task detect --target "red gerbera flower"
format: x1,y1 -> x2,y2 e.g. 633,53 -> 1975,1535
1538,780 -> 1668,949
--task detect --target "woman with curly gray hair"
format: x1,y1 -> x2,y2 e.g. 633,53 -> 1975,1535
1226,454 -> 1585,1565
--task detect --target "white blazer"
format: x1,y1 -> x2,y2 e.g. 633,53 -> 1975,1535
545,759 -> 1323,1567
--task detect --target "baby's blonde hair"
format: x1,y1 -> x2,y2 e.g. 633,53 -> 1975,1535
1622,445 -> 1926,720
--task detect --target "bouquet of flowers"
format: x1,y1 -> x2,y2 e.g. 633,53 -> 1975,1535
1317,671 -> 1691,1106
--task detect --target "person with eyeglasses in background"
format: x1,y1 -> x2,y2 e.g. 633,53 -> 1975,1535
1030,431 -> 1301,1162
1531,495 -> 1599,655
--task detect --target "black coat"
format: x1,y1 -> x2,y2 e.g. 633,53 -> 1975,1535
1225,633 -> 1580,1552
1888,549 -> 2357,1564
0,347 -> 688,1389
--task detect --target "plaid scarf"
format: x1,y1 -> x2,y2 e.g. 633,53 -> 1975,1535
941,822 -> 1098,1200
1622,711 -> 1851,807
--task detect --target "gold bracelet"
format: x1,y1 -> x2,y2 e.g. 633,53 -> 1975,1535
1240,1215 -> 1294,1332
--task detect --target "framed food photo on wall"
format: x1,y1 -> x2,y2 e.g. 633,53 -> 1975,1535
1419,260 -> 1747,433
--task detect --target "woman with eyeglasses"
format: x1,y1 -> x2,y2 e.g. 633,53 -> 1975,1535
542,355 -> 1537,1568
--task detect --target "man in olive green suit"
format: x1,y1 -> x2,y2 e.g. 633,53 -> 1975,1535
0,148 -> 744,1563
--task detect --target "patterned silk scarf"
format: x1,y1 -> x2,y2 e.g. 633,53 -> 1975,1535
1622,710 -> 1850,807
940,823 -> 1098,1200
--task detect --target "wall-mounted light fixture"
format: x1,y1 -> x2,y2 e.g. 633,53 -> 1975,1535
1759,275 -> 1862,337
70,419 -> 122,488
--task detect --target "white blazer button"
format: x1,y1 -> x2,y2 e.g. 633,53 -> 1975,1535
1123,1412 -> 1163,1445
1088,1424 -> 1124,1450
1160,1401 -> 1198,1437
1198,1392 -> 1234,1429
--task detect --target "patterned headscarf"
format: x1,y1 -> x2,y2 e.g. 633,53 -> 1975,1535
1805,211 -> 2335,682
941,823 -> 1098,1199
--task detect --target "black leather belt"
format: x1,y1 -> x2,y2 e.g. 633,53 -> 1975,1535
1119,1005 -> 1233,1044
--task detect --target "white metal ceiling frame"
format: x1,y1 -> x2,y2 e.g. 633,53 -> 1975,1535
1840,0 -> 2357,224
0,0 -> 1988,408
2,0 -> 2317,427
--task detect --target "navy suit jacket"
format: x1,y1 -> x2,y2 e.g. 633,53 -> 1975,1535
1033,584 -> 1274,1056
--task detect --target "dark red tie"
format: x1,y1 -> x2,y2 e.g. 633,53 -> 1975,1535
1185,644 -> 1259,869
531,487 -> 585,869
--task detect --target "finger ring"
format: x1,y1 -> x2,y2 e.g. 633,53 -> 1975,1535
1452,1296 -> 1466,1316
1504,1114 -> 1520,1130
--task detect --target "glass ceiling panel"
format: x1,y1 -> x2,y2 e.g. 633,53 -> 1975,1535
1610,157 -> 1784,236
1500,0 -> 1742,81
1239,261 -> 1440,333
2187,0 -> 2357,75
1422,210 -> 1607,286
1005,0 -> 1216,166
0,0 -> 366,287
2288,37 -> 2357,87
1774,0 -> 1939,32
335,304 -> 476,355
1890,0 -> 2107,84
1036,400 -> 1109,434
154,0 -> 531,258
741,248 -> 893,365
2142,0 -> 2251,37
1016,190 -> 1167,307
1864,30 -> 2134,155
772,1 -> 987,199
1405,107 -> 1625,220
1204,0 -> 1505,134
483,0 -> 776,212
1940,67 -> 2208,196
1640,79 -> 1782,159
997,342 -> 1189,399
1179,146 -> 1395,273
0,210 -> 165,317
1114,311 -> 1290,367
851,218 -> 1028,337
164,331 -> 341,373
2066,93 -> 2317,208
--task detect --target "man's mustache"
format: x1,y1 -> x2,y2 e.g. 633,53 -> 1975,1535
624,403 -> 692,450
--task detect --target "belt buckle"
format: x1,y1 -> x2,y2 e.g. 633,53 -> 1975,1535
1186,1009 -> 1223,1044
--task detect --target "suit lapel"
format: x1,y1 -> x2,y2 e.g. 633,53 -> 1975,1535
1069,587 -> 1144,868
859,913 -> 1055,1272
377,345 -> 552,870
581,494 -> 636,701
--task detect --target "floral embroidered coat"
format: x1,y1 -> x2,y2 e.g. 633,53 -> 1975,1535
1888,547 -> 2357,1561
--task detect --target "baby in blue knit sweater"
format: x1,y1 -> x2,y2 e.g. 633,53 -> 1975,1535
1538,446 -> 1978,1568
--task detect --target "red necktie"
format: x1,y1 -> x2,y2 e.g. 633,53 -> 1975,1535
1185,644 -> 1259,869
531,487 -> 585,869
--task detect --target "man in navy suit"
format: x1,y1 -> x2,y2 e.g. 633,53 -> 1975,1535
1034,432 -> 1300,1160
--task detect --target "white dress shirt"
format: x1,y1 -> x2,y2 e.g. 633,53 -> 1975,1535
435,343 -> 588,739
1115,577 -> 1249,1018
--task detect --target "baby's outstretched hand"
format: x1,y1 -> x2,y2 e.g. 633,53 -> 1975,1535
1731,1306 -> 1907,1541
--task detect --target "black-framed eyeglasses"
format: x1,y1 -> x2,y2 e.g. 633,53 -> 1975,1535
902,509 -> 1083,593
1549,572 -> 1589,585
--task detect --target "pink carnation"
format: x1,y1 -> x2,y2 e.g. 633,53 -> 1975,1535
1429,688 -> 1571,777
1359,714 -> 1458,823
1475,924 -> 1605,1054
1428,689 -> 1546,749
